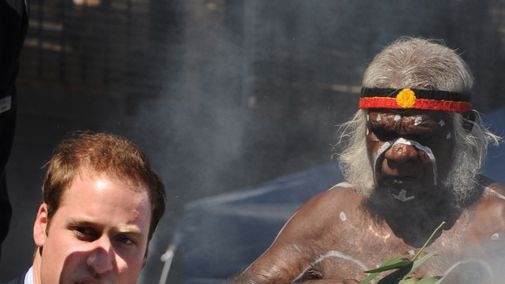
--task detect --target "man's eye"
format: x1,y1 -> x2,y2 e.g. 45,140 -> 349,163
73,227 -> 99,241
370,128 -> 396,141
116,234 -> 137,246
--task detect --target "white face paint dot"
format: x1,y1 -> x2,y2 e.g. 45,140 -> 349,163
377,114 -> 382,121
439,120 -> 445,127
408,249 -> 415,256
414,116 -> 422,126
394,115 -> 401,122
491,233 -> 499,240
339,211 -> 347,222
446,133 -> 452,140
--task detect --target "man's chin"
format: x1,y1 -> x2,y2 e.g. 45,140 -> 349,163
64,274 -> 112,284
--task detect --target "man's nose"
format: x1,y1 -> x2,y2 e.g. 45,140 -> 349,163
384,142 -> 419,163
86,237 -> 114,275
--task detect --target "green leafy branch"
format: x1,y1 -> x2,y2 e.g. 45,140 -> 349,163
359,221 -> 446,284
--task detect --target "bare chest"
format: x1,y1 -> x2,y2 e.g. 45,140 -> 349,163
304,212 -> 502,282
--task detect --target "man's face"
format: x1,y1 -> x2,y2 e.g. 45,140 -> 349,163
366,109 -> 454,200
33,169 -> 152,284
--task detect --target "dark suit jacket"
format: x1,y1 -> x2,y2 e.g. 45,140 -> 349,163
0,0 -> 29,254
2,270 -> 26,284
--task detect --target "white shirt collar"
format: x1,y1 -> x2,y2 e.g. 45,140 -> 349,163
24,266 -> 34,284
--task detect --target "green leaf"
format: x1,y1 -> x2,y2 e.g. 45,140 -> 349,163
411,222 -> 445,262
361,222 -> 446,284
410,251 -> 438,273
365,259 -> 412,273
360,257 -> 413,284
360,256 -> 406,284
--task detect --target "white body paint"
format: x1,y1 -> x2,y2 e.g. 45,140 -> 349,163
488,188 -> 505,201
392,189 -> 415,202
437,259 -> 493,284
330,182 -> 354,189
339,211 -> 347,221
293,250 -> 369,282
414,116 -> 423,126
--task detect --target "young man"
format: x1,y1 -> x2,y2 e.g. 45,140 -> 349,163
232,38 -> 505,283
5,131 -> 166,284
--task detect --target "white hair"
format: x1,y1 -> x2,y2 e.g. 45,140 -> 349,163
336,37 -> 501,204
362,37 -> 473,92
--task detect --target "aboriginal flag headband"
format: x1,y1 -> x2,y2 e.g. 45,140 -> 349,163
359,87 -> 472,113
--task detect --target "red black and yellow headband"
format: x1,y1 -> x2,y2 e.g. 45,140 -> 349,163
359,88 -> 472,113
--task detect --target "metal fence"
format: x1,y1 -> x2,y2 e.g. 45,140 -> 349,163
19,0 -> 179,101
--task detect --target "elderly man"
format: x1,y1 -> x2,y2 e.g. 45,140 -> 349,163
232,38 -> 505,283
3,131 -> 166,284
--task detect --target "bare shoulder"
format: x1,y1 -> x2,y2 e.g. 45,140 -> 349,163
478,175 -> 505,195
294,183 -> 363,220
476,176 -> 505,209
309,182 -> 363,208
233,183 -> 366,284
468,176 -> 505,235
277,182 -> 365,239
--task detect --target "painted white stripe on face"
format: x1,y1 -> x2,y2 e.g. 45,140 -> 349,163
446,132 -> 452,140
439,120 -> 445,127
414,116 -> 423,126
394,115 -> 401,122
373,140 -> 393,184
372,138 -> 438,187
396,138 -> 438,186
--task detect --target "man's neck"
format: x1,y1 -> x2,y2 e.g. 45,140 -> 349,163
32,250 -> 42,284
363,190 -> 462,247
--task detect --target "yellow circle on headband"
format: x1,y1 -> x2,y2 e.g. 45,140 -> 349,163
396,88 -> 416,108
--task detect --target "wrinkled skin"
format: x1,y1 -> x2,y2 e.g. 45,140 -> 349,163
231,110 -> 505,284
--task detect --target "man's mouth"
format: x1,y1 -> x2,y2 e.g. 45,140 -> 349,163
380,176 -> 419,188
74,278 -> 106,284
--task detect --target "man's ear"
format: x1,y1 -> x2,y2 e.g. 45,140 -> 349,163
33,203 -> 49,248
462,111 -> 475,132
